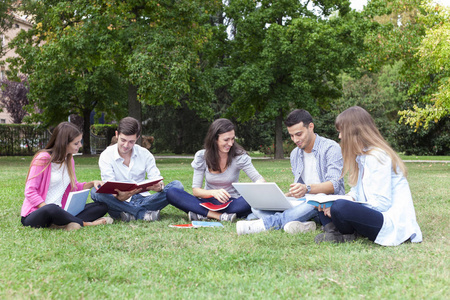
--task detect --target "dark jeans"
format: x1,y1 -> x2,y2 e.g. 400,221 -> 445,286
90,180 -> 183,219
167,187 -> 252,218
21,203 -> 108,228
318,200 -> 384,241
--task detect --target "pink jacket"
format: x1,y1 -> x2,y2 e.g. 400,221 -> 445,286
21,152 -> 85,217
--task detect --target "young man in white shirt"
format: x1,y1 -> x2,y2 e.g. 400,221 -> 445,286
237,109 -> 345,235
91,117 -> 183,222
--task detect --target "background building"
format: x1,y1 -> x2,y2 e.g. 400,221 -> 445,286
0,14 -> 32,124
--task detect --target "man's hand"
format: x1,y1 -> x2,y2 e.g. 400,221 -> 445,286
288,183 -> 308,198
114,188 -> 142,201
146,181 -> 164,192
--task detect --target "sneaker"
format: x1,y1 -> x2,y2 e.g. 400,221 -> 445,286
120,212 -> 136,222
283,221 -> 316,234
143,210 -> 160,222
220,212 -> 237,222
314,232 -> 357,244
188,211 -> 208,221
314,222 -> 357,244
236,219 -> 266,235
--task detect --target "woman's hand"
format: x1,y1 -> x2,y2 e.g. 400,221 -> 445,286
317,204 -> 332,218
92,180 -> 104,190
84,180 -> 104,190
211,189 -> 231,203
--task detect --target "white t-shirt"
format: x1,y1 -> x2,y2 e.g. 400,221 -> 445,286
45,162 -> 70,206
301,151 -> 321,186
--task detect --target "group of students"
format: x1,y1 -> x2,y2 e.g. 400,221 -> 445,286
21,106 -> 422,246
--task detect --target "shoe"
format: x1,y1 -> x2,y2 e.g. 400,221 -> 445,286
143,210 -> 160,222
236,219 -> 266,235
283,221 -> 316,234
220,212 -> 237,222
120,212 -> 136,222
65,222 -> 82,231
314,222 -> 357,244
188,211 -> 208,221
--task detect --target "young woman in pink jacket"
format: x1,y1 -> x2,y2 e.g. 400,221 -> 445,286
21,122 -> 112,231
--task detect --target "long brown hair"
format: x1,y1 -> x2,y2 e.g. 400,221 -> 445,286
204,118 -> 244,172
26,122 -> 82,190
335,106 -> 407,186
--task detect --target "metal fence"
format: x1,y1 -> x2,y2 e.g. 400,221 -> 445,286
0,125 -> 112,156
0,124 -> 51,156
90,132 -> 108,154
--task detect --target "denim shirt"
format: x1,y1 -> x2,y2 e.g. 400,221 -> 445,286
290,134 -> 345,195
348,149 -> 422,246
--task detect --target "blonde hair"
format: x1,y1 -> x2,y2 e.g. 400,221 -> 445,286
26,122 -> 82,190
335,106 -> 407,186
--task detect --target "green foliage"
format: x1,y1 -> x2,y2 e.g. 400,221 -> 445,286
0,156 -> 449,298
398,3 -> 450,128
214,0 -> 367,158
362,0 -> 449,132
315,62 -> 408,148
0,0 -> 14,56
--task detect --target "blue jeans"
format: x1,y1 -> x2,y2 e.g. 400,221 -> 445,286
167,187 -> 252,218
318,200 -> 383,241
252,202 -> 319,230
91,180 -> 183,220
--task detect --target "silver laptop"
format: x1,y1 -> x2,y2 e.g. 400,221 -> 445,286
232,182 -> 305,211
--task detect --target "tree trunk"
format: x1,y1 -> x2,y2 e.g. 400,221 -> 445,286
82,108 -> 91,155
274,110 -> 284,159
128,83 -> 142,144
128,84 -> 141,123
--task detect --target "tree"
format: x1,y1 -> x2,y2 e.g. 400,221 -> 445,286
9,0 -> 220,153
220,0 -> 366,158
398,2 -> 450,129
0,75 -> 29,123
359,0 -> 449,154
0,0 -> 14,56
8,1 -> 129,153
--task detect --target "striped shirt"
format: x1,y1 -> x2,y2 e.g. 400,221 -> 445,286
290,134 -> 345,195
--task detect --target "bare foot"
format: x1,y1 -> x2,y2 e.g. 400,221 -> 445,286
84,218 -> 106,226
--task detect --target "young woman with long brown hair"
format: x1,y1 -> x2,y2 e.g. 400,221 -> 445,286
167,118 -> 265,222
315,106 -> 422,246
21,122 -> 112,230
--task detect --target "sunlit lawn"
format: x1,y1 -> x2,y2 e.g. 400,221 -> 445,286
0,155 -> 448,299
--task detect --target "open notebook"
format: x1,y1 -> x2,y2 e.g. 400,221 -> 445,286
232,182 -> 304,211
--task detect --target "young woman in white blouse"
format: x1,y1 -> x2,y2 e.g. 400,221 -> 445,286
315,106 -> 422,246
167,118 -> 265,222
21,122 -> 112,231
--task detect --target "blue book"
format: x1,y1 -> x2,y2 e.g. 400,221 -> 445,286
64,189 -> 90,216
306,194 -> 353,208
191,221 -> 224,228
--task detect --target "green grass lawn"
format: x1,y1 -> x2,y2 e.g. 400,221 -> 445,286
0,156 -> 448,299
